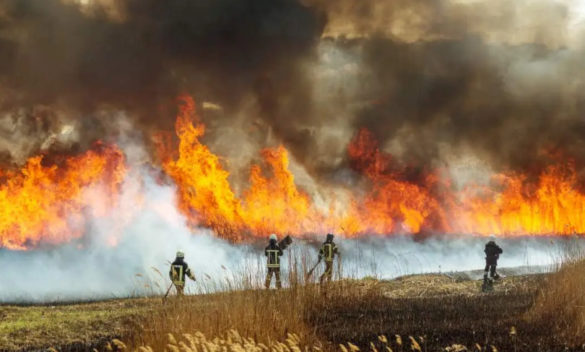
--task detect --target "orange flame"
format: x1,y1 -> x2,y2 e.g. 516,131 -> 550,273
160,96 -> 325,239
163,97 -> 585,239
0,143 -> 126,249
455,162 -> 585,236
343,128 -> 449,235
3,95 -> 585,249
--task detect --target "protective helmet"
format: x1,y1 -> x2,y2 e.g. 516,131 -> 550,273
176,251 -> 185,258
269,234 -> 277,241
326,233 -> 334,241
489,234 -> 496,241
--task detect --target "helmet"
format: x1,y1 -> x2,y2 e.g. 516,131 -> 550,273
489,234 -> 496,241
269,234 -> 277,241
326,233 -> 334,241
176,251 -> 185,258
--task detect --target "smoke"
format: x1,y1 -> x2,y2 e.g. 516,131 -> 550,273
0,0 -> 324,163
1,0 -> 585,301
0,0 -> 583,179
0,122 -> 572,302
0,177 -> 569,302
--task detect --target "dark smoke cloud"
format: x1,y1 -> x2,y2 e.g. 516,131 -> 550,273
0,0 -> 584,186
0,0 -> 324,162
284,0 -> 585,185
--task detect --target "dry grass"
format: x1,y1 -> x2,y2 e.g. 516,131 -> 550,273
130,284 -> 328,351
0,298 -> 151,351
529,257 -> 585,345
1,261 -> 572,352
131,330 -> 317,352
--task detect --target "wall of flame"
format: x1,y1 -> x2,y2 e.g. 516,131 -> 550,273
1,95 -> 584,250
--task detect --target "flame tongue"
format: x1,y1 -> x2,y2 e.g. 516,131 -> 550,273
162,96 -> 585,240
0,143 -> 126,250
3,95 -> 585,249
161,96 -> 322,239
458,163 -> 585,235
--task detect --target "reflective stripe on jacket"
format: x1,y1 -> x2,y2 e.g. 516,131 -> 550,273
265,243 -> 283,268
320,242 -> 338,262
171,264 -> 185,285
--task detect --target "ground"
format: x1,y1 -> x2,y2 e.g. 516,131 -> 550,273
0,273 -> 565,352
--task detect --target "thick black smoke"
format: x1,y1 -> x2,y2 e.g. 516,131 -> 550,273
295,0 -> 585,185
0,0 -> 584,185
0,0 -> 324,162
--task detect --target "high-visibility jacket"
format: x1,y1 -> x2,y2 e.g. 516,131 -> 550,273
265,243 -> 283,268
319,241 -> 338,262
169,259 -> 195,286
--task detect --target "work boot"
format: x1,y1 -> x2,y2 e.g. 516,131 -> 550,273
481,277 -> 493,293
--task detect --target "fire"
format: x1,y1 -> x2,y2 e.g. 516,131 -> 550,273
242,146 -> 318,235
455,163 -> 585,236
344,129 -> 449,235
160,96 -> 324,239
0,143 -> 126,250
161,96 -> 245,237
162,96 -> 585,239
2,95 -> 585,249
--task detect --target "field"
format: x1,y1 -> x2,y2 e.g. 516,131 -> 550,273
3,270 -> 578,352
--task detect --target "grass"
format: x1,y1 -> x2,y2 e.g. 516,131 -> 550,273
0,298 -> 152,351
529,257 -> 585,345
2,263 -> 582,352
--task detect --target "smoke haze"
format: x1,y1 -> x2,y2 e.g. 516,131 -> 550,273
0,0 -> 582,175
1,0 -> 585,301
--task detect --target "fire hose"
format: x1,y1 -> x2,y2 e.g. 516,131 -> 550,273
304,258 -> 321,281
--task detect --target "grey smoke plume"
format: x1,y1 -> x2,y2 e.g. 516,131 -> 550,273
1,0 -> 585,301
0,0 -> 583,180
0,132 -> 572,302
0,0 -> 324,163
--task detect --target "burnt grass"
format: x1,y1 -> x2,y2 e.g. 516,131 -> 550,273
306,291 -> 579,352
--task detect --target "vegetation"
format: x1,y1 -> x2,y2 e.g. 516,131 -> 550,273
5,246 -> 585,352
1,272 -> 567,352
0,298 -> 150,351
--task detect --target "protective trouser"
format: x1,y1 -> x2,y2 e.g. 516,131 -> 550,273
174,283 -> 185,296
265,268 -> 281,289
484,262 -> 498,280
319,261 -> 334,284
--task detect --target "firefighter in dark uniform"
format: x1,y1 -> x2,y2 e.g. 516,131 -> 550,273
319,233 -> 339,285
169,251 -> 196,295
265,234 -> 283,289
483,235 -> 503,290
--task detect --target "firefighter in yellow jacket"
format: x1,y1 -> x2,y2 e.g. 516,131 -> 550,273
169,251 -> 196,295
319,233 -> 339,284
265,234 -> 283,289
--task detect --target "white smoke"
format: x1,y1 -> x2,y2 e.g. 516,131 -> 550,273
0,168 -> 571,302
0,126 -> 579,303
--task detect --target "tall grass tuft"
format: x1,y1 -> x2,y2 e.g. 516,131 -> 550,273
529,238 -> 585,345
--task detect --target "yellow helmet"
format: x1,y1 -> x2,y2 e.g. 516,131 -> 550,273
176,251 -> 185,258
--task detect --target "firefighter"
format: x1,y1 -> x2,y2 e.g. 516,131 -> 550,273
265,234 -> 283,289
169,251 -> 196,295
483,235 -> 503,290
319,233 -> 339,285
